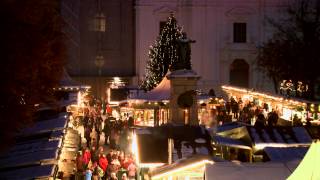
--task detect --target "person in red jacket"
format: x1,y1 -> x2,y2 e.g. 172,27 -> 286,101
76,151 -> 85,173
83,148 -> 91,166
122,156 -> 133,169
99,154 -> 108,172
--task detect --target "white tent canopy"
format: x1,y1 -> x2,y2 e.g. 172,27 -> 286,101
131,76 -> 171,101
287,140 -> 320,180
205,162 -> 293,180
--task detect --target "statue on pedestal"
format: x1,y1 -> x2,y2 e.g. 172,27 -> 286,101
172,32 -> 196,71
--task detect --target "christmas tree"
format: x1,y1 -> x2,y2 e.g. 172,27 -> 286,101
141,14 -> 193,91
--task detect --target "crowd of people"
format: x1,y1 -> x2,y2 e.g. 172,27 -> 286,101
215,97 -> 280,127
76,146 -> 136,180
75,99 -> 137,180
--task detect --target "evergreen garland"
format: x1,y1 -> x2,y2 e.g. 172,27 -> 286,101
140,14 -> 192,91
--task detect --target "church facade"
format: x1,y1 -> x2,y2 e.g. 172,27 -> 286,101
134,0 -> 287,93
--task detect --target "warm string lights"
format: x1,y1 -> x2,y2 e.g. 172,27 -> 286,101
140,15 -> 183,91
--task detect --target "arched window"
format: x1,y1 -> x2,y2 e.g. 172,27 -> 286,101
229,59 -> 249,88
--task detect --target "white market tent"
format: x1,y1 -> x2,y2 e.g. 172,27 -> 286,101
132,75 -> 171,101
287,141 -> 320,180
205,162 -> 293,180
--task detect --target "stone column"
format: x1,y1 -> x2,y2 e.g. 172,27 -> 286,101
167,70 -> 200,125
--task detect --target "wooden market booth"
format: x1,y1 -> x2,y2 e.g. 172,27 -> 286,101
221,85 -> 320,124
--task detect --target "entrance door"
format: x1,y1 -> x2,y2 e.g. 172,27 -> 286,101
229,59 -> 249,88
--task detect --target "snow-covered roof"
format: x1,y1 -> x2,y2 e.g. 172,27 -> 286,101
205,162 -> 293,180
20,115 -> 68,136
1,139 -> 61,158
264,147 -> 308,162
132,76 -> 171,101
150,154 -> 212,178
0,149 -> 59,169
60,68 -> 89,89
247,126 -> 312,146
213,135 -> 251,150
216,122 -> 244,133
131,70 -> 201,101
0,164 -> 56,180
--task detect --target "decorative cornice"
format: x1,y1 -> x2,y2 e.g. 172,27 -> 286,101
226,7 -> 257,17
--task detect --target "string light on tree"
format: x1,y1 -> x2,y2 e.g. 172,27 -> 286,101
140,14 -> 193,91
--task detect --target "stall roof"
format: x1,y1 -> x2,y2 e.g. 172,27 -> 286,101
205,162 -> 293,180
135,125 -> 213,163
0,139 -> 61,158
221,85 -> 319,106
213,135 -> 252,150
150,155 -> 213,179
20,115 -> 68,136
264,147 -> 308,162
0,164 -> 56,180
287,141 -> 320,180
132,76 -> 171,101
0,149 -> 59,169
216,122 -> 244,133
247,126 -> 312,146
59,68 -> 90,89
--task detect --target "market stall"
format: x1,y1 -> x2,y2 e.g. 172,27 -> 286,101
127,76 -> 171,126
222,85 -> 319,125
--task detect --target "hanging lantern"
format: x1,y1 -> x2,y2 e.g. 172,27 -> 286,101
95,55 -> 105,75
93,13 -> 106,32
95,55 -> 105,67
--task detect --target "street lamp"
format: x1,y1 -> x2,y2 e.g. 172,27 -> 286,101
93,13 -> 106,32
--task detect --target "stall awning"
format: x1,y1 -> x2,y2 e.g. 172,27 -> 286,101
0,164 -> 57,179
264,147 -> 308,162
59,68 -> 90,89
213,135 -> 252,150
150,155 -> 213,179
247,126 -> 312,145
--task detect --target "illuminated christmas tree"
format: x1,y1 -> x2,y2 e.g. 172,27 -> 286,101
141,14 -> 192,91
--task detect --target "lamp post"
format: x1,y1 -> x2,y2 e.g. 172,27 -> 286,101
95,55 -> 105,75
94,0 -> 106,97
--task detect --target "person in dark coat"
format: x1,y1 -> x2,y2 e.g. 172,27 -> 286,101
128,117 -> 134,128
267,111 -> 279,126
226,101 -> 231,115
254,114 -> 266,129
231,101 -> 239,119
83,115 -> 89,129
85,127 -> 92,148
103,119 -> 111,145
95,116 -> 103,147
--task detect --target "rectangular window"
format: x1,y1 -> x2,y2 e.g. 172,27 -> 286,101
160,21 -> 166,33
233,23 -> 247,43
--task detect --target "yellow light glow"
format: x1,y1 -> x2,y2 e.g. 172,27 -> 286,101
107,88 -> 111,103
152,160 -> 214,179
139,163 -> 165,169
131,132 -> 139,165
77,91 -> 82,107
254,143 -> 310,151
